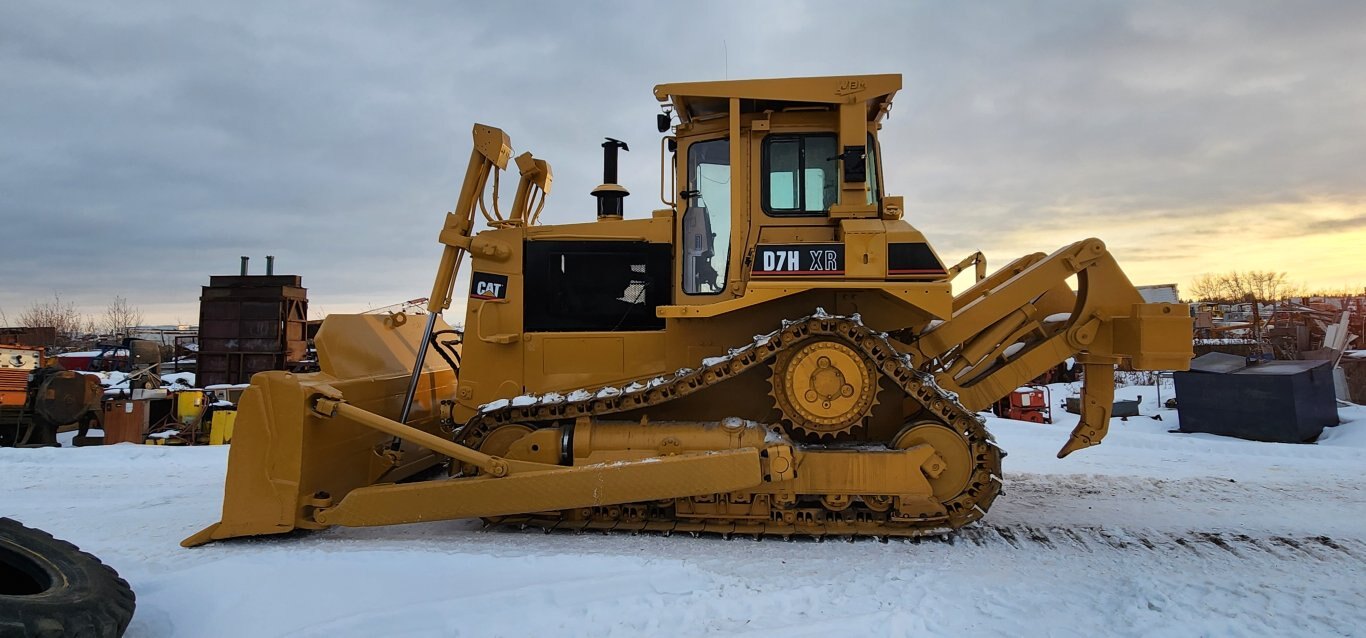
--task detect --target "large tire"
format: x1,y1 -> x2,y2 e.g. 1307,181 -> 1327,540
0,518 -> 135,637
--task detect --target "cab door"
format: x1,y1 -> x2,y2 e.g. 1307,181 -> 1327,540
678,137 -> 733,299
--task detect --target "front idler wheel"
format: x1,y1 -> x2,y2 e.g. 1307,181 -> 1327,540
893,421 -> 974,501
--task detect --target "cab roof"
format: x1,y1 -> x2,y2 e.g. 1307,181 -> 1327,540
654,74 -> 900,125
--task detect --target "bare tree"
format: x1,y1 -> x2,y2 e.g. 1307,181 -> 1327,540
17,294 -> 87,347
1244,270 -> 1292,302
102,296 -> 144,337
1188,273 -> 1224,302
1305,283 -> 1366,297
1187,270 -> 1295,303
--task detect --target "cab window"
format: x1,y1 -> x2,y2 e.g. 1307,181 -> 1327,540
762,134 -> 837,215
866,132 -> 881,207
524,241 -> 670,332
682,139 -> 730,295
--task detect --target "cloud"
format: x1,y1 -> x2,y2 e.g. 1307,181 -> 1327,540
1297,212 -> 1366,235
2,1 -> 1364,323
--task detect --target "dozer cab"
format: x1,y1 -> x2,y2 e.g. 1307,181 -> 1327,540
185,74 -> 1191,546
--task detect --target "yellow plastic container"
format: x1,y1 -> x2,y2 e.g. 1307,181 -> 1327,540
176,391 -> 207,427
209,409 -> 237,445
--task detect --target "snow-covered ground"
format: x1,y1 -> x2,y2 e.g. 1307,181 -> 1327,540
5,383 -> 1366,637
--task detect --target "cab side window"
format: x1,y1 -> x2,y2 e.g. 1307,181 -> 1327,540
762,134 -> 837,215
866,132 -> 882,207
524,241 -> 671,332
682,139 -> 730,295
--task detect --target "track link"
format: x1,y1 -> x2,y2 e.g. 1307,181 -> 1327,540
456,311 -> 1004,537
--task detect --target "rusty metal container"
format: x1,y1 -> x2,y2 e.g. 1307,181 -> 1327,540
197,268 -> 308,388
0,328 -> 56,347
103,400 -> 151,444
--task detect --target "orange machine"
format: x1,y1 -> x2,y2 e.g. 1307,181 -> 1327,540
0,345 -> 42,408
999,386 -> 1052,423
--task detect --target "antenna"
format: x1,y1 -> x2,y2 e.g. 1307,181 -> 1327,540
723,40 -> 729,79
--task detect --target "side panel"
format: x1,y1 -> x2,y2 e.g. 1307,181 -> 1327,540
457,220 -> 676,420
457,227 -> 526,418
524,332 -> 669,393
520,239 -> 673,392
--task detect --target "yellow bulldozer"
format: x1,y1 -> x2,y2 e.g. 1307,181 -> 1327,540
185,74 -> 1191,546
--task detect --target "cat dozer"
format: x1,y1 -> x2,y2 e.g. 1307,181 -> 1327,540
185,74 -> 1191,546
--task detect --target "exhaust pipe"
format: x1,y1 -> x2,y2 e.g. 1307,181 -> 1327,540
240,256 -> 249,276
266,255 -> 275,276
591,138 -> 630,220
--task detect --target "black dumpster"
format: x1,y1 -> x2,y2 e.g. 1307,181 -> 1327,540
1173,352 -> 1339,443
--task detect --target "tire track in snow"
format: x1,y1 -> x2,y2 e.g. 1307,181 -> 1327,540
918,524 -> 1366,563
489,523 -> 1366,565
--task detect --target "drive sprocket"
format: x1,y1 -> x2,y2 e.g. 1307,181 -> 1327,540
770,339 -> 877,439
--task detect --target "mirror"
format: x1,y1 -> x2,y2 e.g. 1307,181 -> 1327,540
841,145 -> 867,183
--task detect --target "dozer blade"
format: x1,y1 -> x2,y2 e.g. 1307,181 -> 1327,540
184,312 -> 771,547
185,314 -> 459,547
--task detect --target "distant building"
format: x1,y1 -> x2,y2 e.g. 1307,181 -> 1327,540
129,326 -> 198,347
1136,283 -> 1181,304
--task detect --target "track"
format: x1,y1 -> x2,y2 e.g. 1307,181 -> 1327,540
457,310 -> 1004,536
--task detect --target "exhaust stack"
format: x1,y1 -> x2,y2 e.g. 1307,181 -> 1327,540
591,138 -> 629,220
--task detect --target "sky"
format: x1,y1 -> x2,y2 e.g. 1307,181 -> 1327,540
3,1 -> 1365,325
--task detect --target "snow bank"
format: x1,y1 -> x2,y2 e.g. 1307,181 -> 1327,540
1319,404 -> 1366,448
